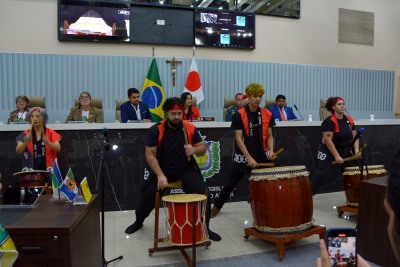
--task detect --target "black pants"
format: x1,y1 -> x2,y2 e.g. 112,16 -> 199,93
135,167 -> 212,226
213,163 -> 251,210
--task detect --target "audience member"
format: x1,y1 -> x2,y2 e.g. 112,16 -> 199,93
7,95 -> 30,124
124,97 -> 221,241
316,149 -> 400,266
268,94 -> 297,121
211,83 -> 276,218
181,92 -> 200,121
120,88 -> 152,123
65,91 -> 104,123
16,107 -> 61,171
225,93 -> 245,122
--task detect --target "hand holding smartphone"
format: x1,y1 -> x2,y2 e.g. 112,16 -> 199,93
326,228 -> 357,267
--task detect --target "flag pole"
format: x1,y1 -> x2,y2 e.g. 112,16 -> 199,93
193,46 -> 195,57
152,47 -> 155,58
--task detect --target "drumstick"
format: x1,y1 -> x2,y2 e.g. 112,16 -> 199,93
182,123 -> 190,162
257,162 -> 275,167
273,147 -> 284,157
167,180 -> 182,189
332,144 -> 367,164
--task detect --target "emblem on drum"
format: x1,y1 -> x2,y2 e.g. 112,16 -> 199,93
194,139 -> 220,179
317,151 -> 327,161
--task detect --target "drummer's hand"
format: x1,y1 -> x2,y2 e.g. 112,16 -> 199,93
247,157 -> 258,168
157,175 -> 168,190
269,151 -> 277,161
354,150 -> 362,159
184,144 -> 195,157
316,239 -> 331,267
42,135 -> 50,145
334,155 -> 344,164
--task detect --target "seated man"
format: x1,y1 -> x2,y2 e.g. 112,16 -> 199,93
268,94 -> 297,121
225,93 -> 245,122
120,88 -> 152,123
65,91 -> 104,123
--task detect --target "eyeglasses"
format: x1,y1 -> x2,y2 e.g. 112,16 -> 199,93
80,95 -> 90,99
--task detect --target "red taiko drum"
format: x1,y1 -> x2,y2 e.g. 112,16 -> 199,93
249,165 -> 314,235
13,170 -> 50,188
343,165 -> 386,206
162,194 -> 208,246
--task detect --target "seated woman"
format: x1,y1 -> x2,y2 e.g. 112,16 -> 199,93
16,107 -> 61,171
181,92 -> 200,121
65,91 -> 104,123
7,95 -> 30,124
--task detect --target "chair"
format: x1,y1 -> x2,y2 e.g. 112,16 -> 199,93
191,96 -> 197,107
264,98 -> 276,109
27,96 -> 46,108
115,99 -> 126,122
74,97 -> 103,109
223,98 -> 236,121
319,99 -> 330,121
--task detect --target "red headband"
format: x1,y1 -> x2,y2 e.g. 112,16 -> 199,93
332,97 -> 344,106
166,104 -> 183,112
32,108 -> 41,113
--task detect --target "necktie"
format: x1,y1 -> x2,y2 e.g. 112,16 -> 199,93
279,108 -> 286,121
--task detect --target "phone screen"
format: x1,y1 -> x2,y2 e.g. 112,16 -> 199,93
326,228 -> 357,267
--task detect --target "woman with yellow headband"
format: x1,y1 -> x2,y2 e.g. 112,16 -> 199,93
313,96 -> 360,194
15,107 -> 61,171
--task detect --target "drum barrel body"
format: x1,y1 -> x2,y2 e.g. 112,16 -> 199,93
162,194 -> 207,246
250,166 -> 313,234
343,165 -> 386,206
15,171 -> 49,188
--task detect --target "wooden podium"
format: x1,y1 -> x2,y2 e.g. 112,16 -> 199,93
2,195 -> 101,267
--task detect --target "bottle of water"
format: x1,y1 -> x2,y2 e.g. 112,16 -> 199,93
308,114 -> 313,121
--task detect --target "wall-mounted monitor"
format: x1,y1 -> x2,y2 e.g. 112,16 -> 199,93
130,5 -> 194,46
194,9 -> 255,49
58,0 -> 130,42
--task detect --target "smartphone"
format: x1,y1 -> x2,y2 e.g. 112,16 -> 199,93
326,227 -> 357,267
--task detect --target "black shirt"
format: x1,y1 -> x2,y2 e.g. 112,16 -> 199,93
147,122 -> 203,178
321,115 -> 355,148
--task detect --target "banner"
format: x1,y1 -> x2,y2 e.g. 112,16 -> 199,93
184,58 -> 204,104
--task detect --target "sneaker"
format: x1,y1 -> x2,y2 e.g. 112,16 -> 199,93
208,228 -> 221,241
125,221 -> 143,234
210,206 -> 220,218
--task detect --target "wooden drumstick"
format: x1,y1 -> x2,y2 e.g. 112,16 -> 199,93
273,147 -> 284,157
332,144 -> 367,164
257,162 -> 275,167
182,123 -> 190,162
167,180 -> 182,189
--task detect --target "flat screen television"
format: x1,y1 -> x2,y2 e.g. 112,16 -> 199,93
130,5 -> 194,46
58,0 -> 130,42
194,9 -> 255,49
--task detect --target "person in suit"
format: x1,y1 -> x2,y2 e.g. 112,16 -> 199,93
120,88 -> 152,123
268,94 -> 297,121
225,93 -> 245,122
65,91 -> 104,123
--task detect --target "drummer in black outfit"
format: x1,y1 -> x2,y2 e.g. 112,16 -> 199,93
211,83 -> 277,217
313,97 -> 361,194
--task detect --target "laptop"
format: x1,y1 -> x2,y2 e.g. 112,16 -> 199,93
0,187 -> 44,209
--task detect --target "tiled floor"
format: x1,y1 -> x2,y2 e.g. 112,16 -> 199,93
103,192 -> 358,267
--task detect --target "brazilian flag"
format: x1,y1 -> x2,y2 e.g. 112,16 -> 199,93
141,58 -> 165,122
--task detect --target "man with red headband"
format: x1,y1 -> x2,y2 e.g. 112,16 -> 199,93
16,107 -> 61,172
125,97 -> 221,241
211,83 -> 277,217
313,96 -> 360,194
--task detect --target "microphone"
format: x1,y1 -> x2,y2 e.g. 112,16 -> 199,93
293,104 -> 304,121
351,127 -> 364,147
103,127 -> 110,151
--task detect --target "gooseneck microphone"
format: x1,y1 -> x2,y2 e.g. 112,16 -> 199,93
293,104 -> 304,121
351,127 -> 364,147
103,127 -> 110,151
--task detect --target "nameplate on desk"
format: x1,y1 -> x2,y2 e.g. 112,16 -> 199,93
127,120 -> 144,123
200,117 -> 215,122
10,121 -> 28,124
68,121 -> 85,124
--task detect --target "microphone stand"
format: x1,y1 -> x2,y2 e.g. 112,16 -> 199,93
95,133 -> 123,266
358,134 -> 368,180
294,105 -> 304,121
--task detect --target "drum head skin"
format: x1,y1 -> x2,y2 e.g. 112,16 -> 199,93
162,194 -> 206,203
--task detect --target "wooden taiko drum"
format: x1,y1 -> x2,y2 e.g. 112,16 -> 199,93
162,194 -> 208,246
13,170 -> 50,188
343,165 -> 386,207
249,165 -> 314,235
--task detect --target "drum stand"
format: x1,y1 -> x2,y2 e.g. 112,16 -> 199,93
95,132 -> 123,266
148,186 -> 211,267
244,225 -> 326,260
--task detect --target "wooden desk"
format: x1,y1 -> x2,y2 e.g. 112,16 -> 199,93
2,195 -> 101,267
358,177 -> 397,267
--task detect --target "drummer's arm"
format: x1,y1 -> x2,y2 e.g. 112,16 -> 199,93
16,140 -> 27,154
145,146 -> 168,190
235,129 -> 257,168
323,131 -> 343,164
44,137 -> 61,153
267,127 -> 275,160
352,130 -> 360,156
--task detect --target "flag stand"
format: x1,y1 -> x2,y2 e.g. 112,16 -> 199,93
95,131 -> 123,266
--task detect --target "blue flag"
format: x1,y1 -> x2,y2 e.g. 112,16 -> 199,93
60,168 -> 78,202
51,160 -> 63,189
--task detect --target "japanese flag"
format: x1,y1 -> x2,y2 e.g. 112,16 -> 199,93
183,58 -> 204,104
